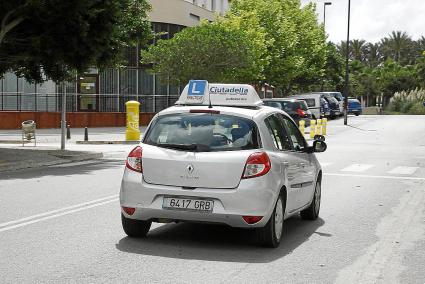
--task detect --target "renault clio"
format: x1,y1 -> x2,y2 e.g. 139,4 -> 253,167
120,80 -> 327,248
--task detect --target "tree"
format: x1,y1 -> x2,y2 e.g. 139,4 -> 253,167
306,42 -> 344,92
376,59 -> 419,105
229,0 -> 327,93
0,0 -> 151,83
380,31 -> 414,65
364,43 -> 381,67
141,14 -> 268,85
350,39 -> 367,62
416,56 -> 425,87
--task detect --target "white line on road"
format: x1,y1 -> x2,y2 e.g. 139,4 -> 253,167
387,166 -> 419,175
341,164 -> 374,172
0,195 -> 118,232
324,173 -> 425,181
319,162 -> 333,167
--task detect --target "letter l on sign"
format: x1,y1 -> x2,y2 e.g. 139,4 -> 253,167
191,83 -> 201,94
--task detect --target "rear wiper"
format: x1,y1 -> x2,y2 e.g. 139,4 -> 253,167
156,143 -> 211,152
157,143 -> 198,151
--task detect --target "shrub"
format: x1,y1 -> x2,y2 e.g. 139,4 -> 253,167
408,102 -> 425,114
389,88 -> 425,114
400,101 -> 415,113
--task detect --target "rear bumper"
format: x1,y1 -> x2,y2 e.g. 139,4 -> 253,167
120,169 -> 279,228
330,110 -> 341,117
348,108 -> 362,114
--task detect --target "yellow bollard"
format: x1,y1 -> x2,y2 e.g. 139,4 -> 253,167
299,120 -> 305,136
322,118 -> 327,136
125,101 -> 141,141
309,120 -> 316,139
316,119 -> 322,135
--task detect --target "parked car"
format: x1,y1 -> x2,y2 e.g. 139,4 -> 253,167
263,98 -> 313,126
320,97 -> 331,118
320,92 -> 344,115
120,81 -> 327,248
322,95 -> 341,119
290,93 -> 322,119
348,98 -> 362,115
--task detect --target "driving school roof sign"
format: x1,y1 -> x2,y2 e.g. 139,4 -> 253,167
177,80 -> 263,107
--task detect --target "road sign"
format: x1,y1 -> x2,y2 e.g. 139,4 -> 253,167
187,80 -> 208,104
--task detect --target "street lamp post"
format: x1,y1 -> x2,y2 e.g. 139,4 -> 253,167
343,0 -> 351,125
324,2 -> 332,28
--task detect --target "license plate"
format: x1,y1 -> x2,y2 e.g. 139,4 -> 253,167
162,197 -> 214,213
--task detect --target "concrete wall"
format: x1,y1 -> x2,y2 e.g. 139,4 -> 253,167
0,112 -> 156,129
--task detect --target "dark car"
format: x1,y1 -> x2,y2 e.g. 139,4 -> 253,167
323,95 -> 341,119
320,97 -> 330,118
348,98 -> 362,115
263,99 -> 313,126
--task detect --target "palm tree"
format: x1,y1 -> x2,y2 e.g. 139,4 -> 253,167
380,31 -> 412,63
350,39 -> 366,61
416,36 -> 425,57
365,43 -> 381,67
338,40 -> 348,58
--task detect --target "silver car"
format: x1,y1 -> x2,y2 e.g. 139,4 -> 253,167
120,82 -> 326,248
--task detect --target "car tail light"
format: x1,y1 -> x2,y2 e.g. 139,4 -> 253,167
122,206 -> 136,215
126,146 -> 142,173
242,152 -> 271,179
297,108 -> 306,117
242,216 -> 263,224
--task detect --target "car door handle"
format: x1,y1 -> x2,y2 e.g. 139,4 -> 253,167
300,163 -> 307,167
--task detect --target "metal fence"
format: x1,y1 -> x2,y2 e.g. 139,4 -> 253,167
0,93 -> 179,113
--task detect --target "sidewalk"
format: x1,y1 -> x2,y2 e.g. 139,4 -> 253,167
0,127 -> 145,173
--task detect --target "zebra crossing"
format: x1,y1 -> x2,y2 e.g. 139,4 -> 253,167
320,162 -> 422,179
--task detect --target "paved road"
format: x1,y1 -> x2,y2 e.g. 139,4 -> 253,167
0,115 -> 424,283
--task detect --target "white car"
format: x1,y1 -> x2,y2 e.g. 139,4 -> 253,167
120,81 -> 327,248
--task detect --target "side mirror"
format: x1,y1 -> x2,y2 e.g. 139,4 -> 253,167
313,140 -> 327,153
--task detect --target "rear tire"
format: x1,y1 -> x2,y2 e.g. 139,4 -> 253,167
121,213 -> 151,238
257,195 -> 285,248
300,180 -> 321,220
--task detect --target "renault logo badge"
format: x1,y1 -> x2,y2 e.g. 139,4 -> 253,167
187,164 -> 194,174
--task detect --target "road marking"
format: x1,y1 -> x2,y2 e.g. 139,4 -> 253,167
0,195 -> 118,233
324,173 -> 425,181
319,162 -> 333,167
387,166 -> 419,175
341,164 -> 374,172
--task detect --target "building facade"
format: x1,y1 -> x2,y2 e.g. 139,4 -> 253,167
0,0 -> 230,115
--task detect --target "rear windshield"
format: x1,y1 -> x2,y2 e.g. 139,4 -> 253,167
331,93 -> 344,101
144,113 -> 260,152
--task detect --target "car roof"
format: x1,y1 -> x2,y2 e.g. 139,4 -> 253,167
157,104 -> 292,122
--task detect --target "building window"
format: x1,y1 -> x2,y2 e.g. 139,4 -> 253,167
190,13 -> 200,21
